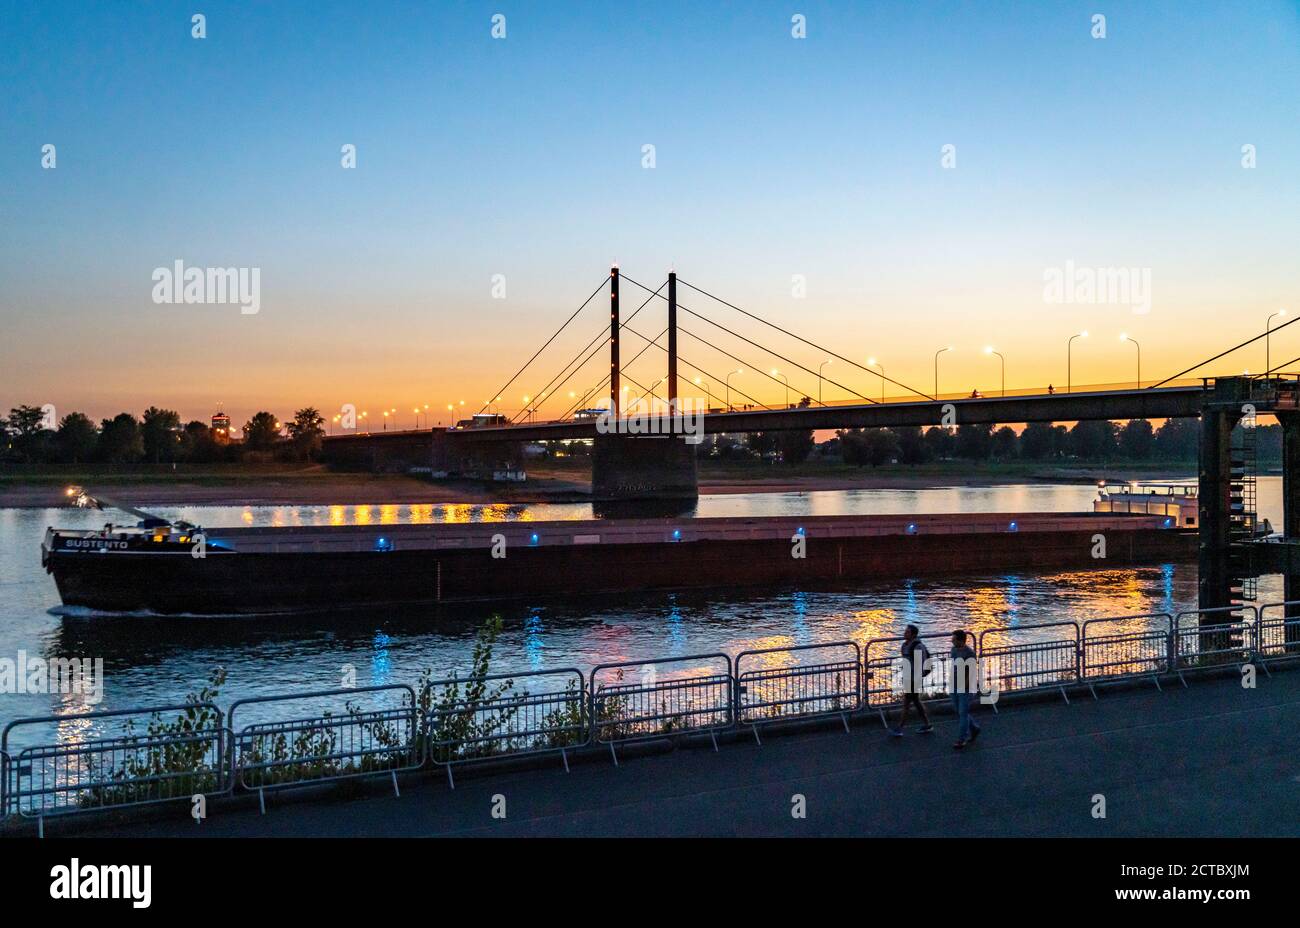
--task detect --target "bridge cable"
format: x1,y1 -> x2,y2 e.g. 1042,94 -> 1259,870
516,281 -> 668,422
675,276 -> 934,400
555,323 -> 673,419
620,274 -> 874,405
477,276 -> 608,417
1149,315 -> 1300,388
622,324 -> 773,411
558,321 -> 769,419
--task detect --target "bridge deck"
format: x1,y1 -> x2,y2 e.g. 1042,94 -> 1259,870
325,385 -> 1210,443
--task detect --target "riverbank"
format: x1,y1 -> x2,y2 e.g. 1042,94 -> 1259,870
0,460 -> 1195,509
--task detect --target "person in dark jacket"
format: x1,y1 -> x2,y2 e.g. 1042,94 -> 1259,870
949,629 -> 983,749
890,625 -> 934,736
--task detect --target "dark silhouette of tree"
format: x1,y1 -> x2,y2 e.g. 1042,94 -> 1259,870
893,426 -> 929,464
1020,422 -> 1063,459
97,413 -> 144,463
243,411 -> 280,451
775,429 -> 814,464
839,428 -> 900,466
1154,417 -> 1198,461
286,407 -> 327,460
5,405 -> 52,462
180,420 -> 220,462
923,426 -> 955,460
141,406 -> 182,463
991,426 -> 1019,459
55,412 -> 98,464
1118,419 -> 1155,459
955,423 -> 993,459
1256,423 -> 1282,465
1068,420 -> 1118,459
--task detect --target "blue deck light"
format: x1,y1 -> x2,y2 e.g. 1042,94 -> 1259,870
906,523 -> 917,534
672,529 -> 682,540
375,537 -> 393,552
1008,521 -> 1018,532
530,532 -> 540,545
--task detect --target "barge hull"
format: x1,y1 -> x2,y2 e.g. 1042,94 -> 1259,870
47,522 -> 1196,614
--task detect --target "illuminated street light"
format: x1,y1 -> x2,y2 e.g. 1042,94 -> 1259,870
1267,309 -> 1288,374
770,368 -> 790,407
1067,331 -> 1088,394
867,357 -> 885,404
934,346 -> 953,398
1120,333 -> 1141,389
818,358 -> 833,404
984,346 -> 1005,397
725,369 -> 744,411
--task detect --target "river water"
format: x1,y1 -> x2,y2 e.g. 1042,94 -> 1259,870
0,479 -> 1286,750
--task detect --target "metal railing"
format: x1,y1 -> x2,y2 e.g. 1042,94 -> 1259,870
1080,614 -> 1172,696
589,654 -> 733,763
1257,601 -> 1300,669
977,622 -> 1081,705
1,703 -> 229,832
6,602 -> 1300,829
734,642 -> 860,741
228,685 -> 420,811
422,668 -> 588,788
1173,607 -> 1258,683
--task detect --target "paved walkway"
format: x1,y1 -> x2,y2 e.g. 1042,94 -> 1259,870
75,668 -> 1300,838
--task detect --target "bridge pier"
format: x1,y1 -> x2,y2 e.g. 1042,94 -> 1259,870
591,433 -> 698,512
1280,413 -> 1300,640
1197,401 -> 1241,613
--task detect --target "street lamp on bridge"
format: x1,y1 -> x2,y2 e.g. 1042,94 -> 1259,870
770,369 -> 790,408
725,369 -> 744,411
1267,309 -> 1288,374
1067,330 -> 1088,394
984,346 -> 1005,397
934,346 -> 953,398
693,376 -> 711,409
1120,333 -> 1141,389
867,357 -> 885,404
630,376 -> 667,413
817,358 -> 833,404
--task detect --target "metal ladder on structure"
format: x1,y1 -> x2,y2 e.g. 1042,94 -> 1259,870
1229,420 -> 1259,602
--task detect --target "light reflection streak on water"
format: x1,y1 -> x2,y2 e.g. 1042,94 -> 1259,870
372,631 -> 392,684
524,608 -> 544,671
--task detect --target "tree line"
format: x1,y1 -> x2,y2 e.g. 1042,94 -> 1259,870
705,419 -> 1282,466
0,405 -> 326,465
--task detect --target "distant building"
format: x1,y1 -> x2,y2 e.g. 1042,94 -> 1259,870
211,411 -> 234,443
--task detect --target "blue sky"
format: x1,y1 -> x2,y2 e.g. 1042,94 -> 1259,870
2,1 -> 1298,422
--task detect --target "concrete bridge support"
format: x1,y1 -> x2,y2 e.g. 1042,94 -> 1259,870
1280,413 -> 1300,640
1198,404 -> 1241,613
591,433 -> 698,509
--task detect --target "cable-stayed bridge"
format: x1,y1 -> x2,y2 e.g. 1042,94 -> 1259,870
323,266 -> 1300,615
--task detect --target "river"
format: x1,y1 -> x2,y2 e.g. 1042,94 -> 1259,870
0,478 -> 1286,749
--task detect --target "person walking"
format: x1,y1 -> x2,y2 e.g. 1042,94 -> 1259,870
949,629 -> 982,749
890,625 -> 934,736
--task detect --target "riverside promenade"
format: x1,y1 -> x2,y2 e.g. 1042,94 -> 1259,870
70,668 -> 1300,838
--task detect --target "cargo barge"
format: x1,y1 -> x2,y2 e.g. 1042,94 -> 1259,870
42,497 -> 1195,614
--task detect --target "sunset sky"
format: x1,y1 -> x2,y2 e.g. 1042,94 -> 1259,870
3,1 -> 1298,428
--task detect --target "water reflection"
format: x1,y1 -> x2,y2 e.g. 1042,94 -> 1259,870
2,480 -> 1290,753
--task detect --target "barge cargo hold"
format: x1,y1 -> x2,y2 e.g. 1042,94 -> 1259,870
42,511 -> 1195,615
